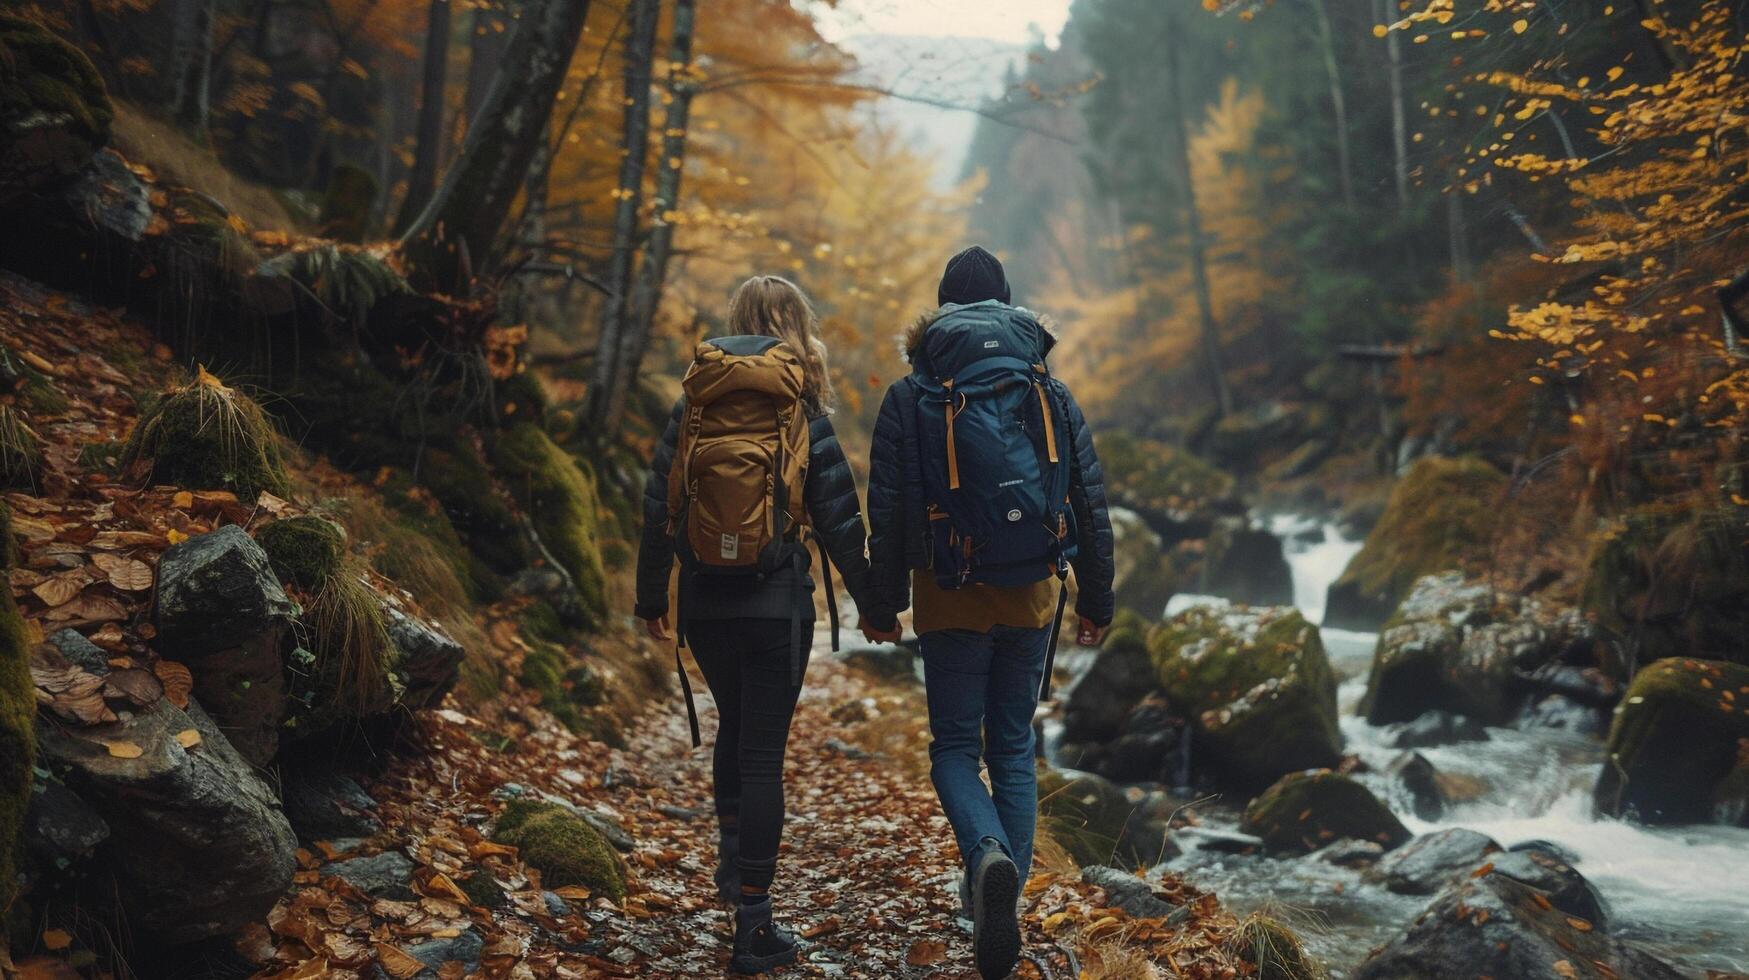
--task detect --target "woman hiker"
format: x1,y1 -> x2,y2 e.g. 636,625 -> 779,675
634,274 -> 892,974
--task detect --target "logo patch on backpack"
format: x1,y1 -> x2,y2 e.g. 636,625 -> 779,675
982,339 -> 1000,349
720,533 -> 739,560
1007,508 -> 1023,522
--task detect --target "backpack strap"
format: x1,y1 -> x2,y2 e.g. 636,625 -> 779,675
675,587 -> 701,748
1039,566 -> 1070,702
814,534 -> 839,652
1034,375 -> 1060,464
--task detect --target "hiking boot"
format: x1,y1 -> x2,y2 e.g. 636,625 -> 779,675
715,819 -> 741,904
730,896 -> 798,974
971,840 -> 1021,979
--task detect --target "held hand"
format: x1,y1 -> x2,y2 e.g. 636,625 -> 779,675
645,615 -> 671,643
861,621 -> 903,644
1076,616 -> 1108,647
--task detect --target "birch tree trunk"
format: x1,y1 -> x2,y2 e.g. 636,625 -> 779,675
1375,0 -> 1410,207
1309,0 -> 1355,209
1164,27 -> 1233,419
402,0 -> 592,293
584,0 -> 661,430
396,0 -> 453,234
605,0 -> 697,431
171,0 -> 216,143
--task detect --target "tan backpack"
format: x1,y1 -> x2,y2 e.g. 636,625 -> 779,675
667,335 -> 811,574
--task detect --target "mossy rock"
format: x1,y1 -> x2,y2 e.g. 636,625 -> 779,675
1036,766 -> 1174,869
1110,510 -> 1179,618
0,503 -> 35,912
1148,604 -> 1340,791
1205,402 -> 1304,470
491,800 -> 626,903
1324,456 -> 1506,630
1581,504 -> 1749,669
1241,770 -> 1410,854
0,13 -> 113,203
1099,431 -> 1235,537
121,374 -> 289,499
256,516 -> 347,591
490,424 -> 609,624
1227,915 -> 1328,980
520,642 -> 603,734
1593,658 -> 1749,826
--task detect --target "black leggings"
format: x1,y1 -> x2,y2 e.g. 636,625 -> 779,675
686,617 -> 810,891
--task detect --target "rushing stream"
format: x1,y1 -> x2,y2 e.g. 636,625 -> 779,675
1114,515 -> 1749,975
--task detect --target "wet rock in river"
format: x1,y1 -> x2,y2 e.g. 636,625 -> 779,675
1199,518 -> 1293,608
1314,838 -> 1384,868
1149,604 -> 1340,791
1365,827 -> 1500,895
1389,709 -> 1489,749
1384,751 -> 1445,821
1109,509 -> 1180,617
1360,572 -> 1566,727
1593,657 -> 1749,826
1355,871 -> 1677,980
1240,769 -> 1410,854
1492,846 -> 1609,928
1061,612 -> 1157,745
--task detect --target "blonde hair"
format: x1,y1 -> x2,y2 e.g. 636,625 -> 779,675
726,275 -> 834,414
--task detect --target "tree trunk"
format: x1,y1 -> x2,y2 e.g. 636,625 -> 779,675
1309,0 -> 1355,209
1447,190 -> 1472,283
605,0 -> 697,431
1163,27 -> 1232,419
463,3 -> 515,129
583,0 -> 661,430
402,0 -> 593,293
1375,0 -> 1410,207
172,0 -> 216,143
396,0 -> 454,234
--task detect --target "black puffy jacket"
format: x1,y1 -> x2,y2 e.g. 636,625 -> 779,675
635,399 -> 879,625
865,304 -> 1116,629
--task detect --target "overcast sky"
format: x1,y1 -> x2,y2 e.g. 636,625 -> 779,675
812,0 -> 1073,45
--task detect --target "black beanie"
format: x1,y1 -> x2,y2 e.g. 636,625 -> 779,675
938,245 -> 1011,307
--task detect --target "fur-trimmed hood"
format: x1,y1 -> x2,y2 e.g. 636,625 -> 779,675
900,301 -> 1059,365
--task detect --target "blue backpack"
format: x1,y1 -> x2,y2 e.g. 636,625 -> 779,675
910,302 -> 1076,693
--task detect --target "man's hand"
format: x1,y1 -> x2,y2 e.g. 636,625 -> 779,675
644,615 -> 671,643
861,620 -> 903,644
1076,616 -> 1109,647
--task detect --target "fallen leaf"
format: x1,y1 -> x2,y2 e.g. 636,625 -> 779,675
88,622 -> 127,651
549,885 -> 592,901
1553,960 -> 1578,978
154,660 -> 193,708
166,528 -> 189,545
31,568 -> 92,607
176,729 -> 202,749
375,943 -> 424,979
172,490 -> 194,509
102,739 -> 144,759
905,940 -> 946,967
1566,916 -> 1593,932
41,928 -> 72,950
423,872 -> 472,905
102,667 -> 163,706
92,553 -> 153,591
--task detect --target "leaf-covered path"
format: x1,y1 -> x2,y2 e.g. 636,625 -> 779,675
256,630 -> 1249,979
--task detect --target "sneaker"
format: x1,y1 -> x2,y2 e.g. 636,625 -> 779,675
730,896 -> 798,974
971,841 -> 1021,979
715,820 -> 741,904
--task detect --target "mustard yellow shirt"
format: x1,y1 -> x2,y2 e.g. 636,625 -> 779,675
911,571 -> 1057,635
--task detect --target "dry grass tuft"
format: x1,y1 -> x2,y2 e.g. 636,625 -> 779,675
305,557 -> 396,716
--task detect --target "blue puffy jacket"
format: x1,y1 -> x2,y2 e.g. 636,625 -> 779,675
865,303 -> 1115,631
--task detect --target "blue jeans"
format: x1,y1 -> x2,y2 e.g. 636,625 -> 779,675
920,625 -> 1051,884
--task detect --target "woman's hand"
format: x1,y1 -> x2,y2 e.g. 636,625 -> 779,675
644,615 -> 671,642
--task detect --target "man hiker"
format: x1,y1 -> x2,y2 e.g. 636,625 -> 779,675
862,245 -> 1116,979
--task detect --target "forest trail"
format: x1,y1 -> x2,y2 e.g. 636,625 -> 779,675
265,630 -> 1242,980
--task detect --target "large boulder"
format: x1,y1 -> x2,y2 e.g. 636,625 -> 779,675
1198,518 -> 1292,607
1324,457 -> 1506,631
1493,845 -> 1609,927
1056,690 -> 1186,786
1240,769 -> 1410,854
1204,401 -> 1302,471
490,800 -> 627,903
1365,828 -> 1500,895
34,694 -> 298,943
1061,611 -> 1156,744
154,524 -> 296,765
1149,603 -> 1340,790
1359,573 -> 1572,726
1354,872 -> 1678,980
1593,658 -> 1749,825
1582,505 -> 1749,668
381,598 -> 464,709
0,14 -> 113,205
1097,432 -> 1238,543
